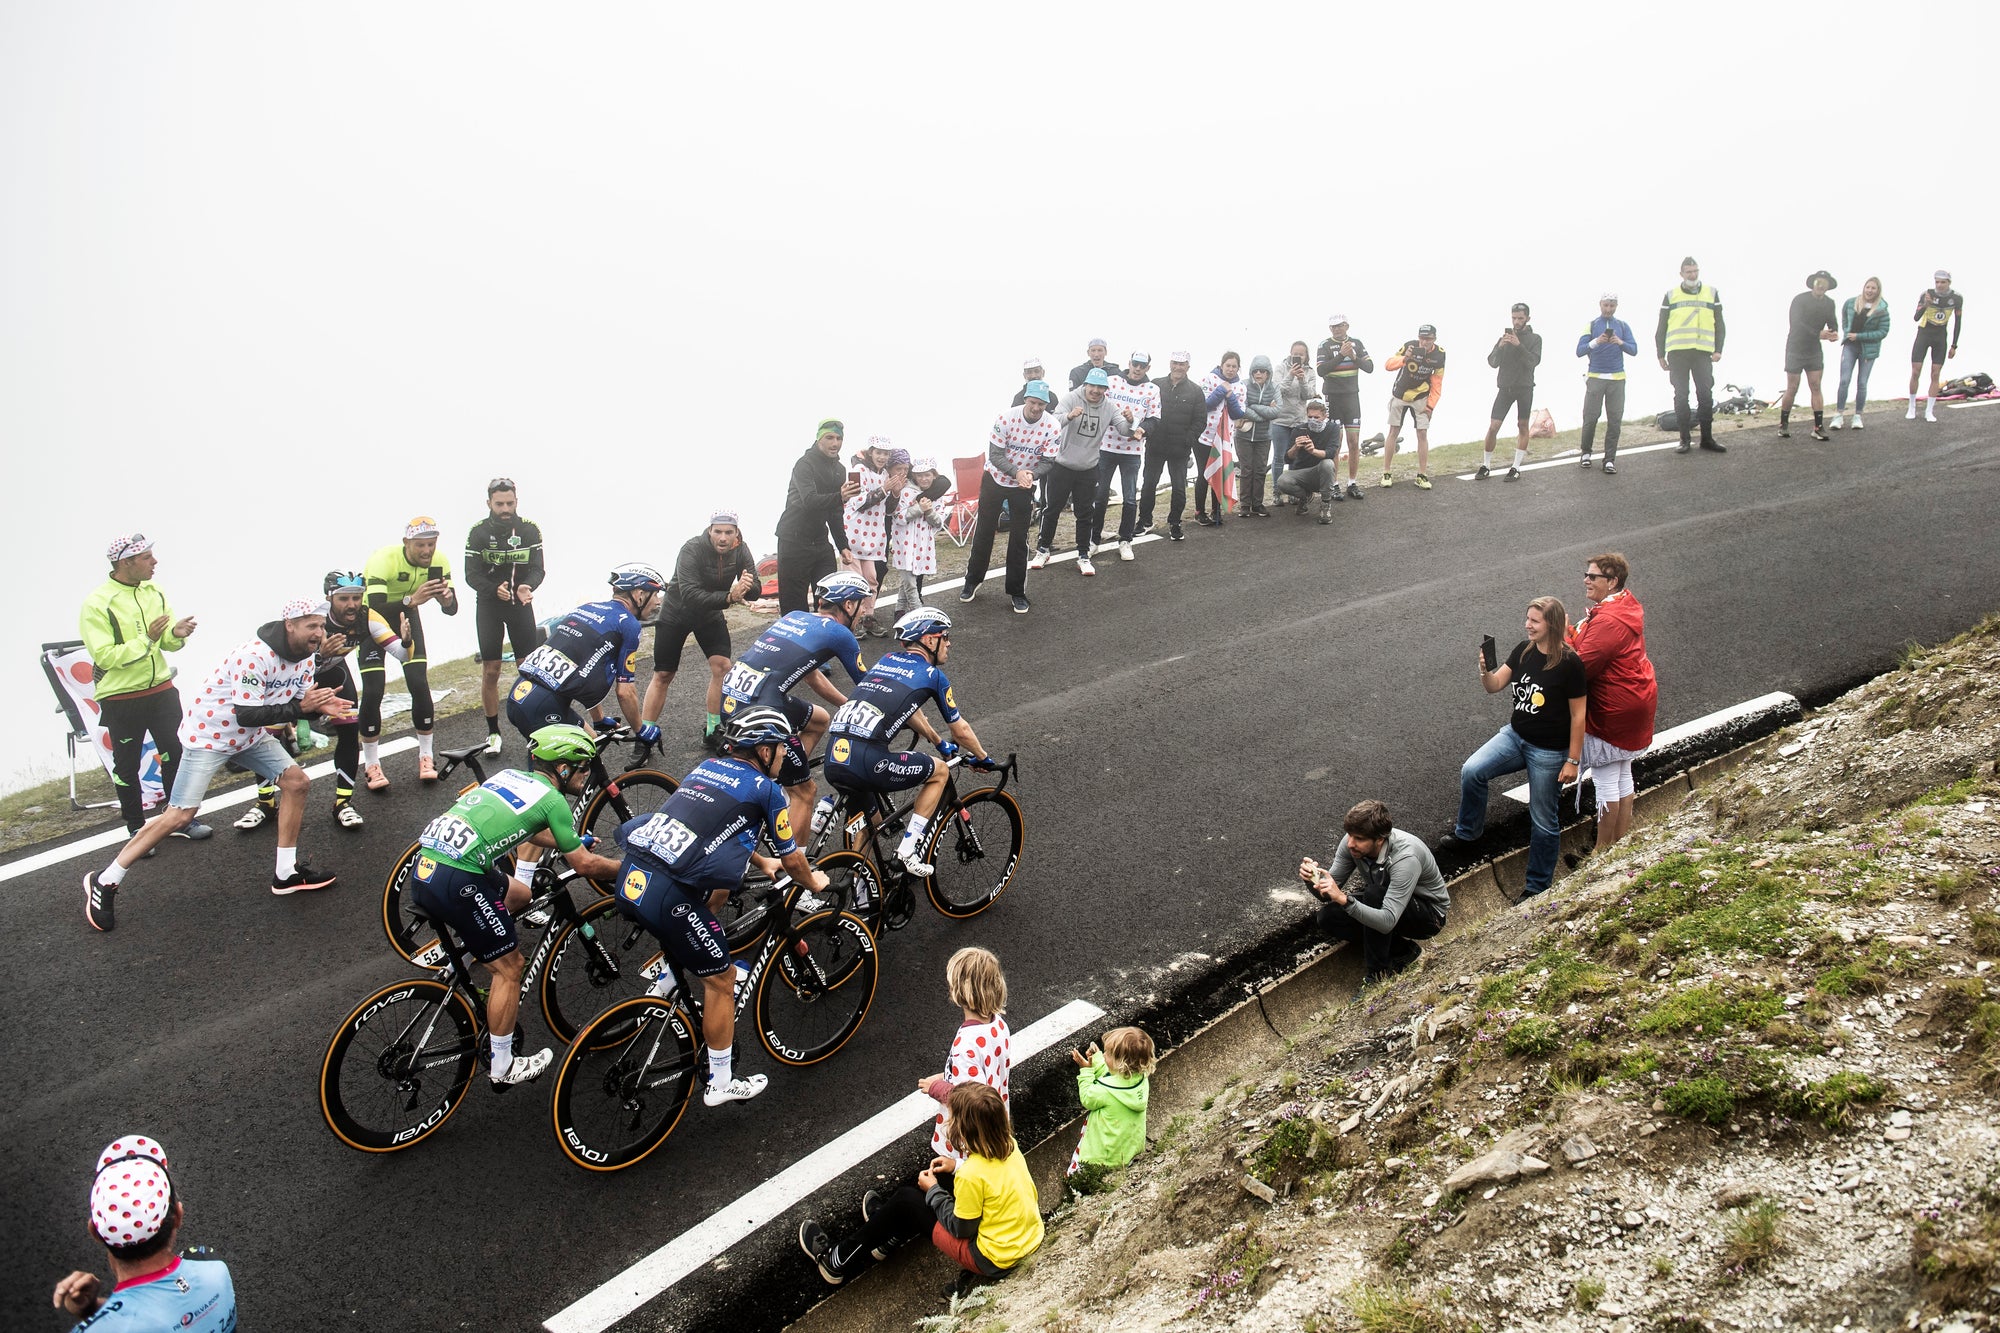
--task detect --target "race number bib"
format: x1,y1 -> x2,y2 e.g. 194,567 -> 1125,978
419,814 -> 480,859
520,643 -> 577,687
628,813 -> 699,863
831,698 -> 885,738
721,661 -> 771,702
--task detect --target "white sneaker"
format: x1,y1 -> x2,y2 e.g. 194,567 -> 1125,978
1119,541 -> 1134,561
490,1047 -> 553,1088
1077,558 -> 1096,577
1829,413 -> 1844,430
1925,405 -> 1938,422
705,1072 -> 769,1106
1085,541 -> 1098,558
1906,401 -> 1918,419
1851,413 -> 1864,431
233,804 -> 270,831
335,802 -> 364,829
1027,549 -> 1049,571
484,733 -> 503,756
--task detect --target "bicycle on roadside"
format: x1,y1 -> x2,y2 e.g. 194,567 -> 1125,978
379,727 -> 679,961
550,875 -> 879,1172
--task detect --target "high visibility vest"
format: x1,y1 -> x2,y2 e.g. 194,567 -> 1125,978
1663,283 -> 1719,355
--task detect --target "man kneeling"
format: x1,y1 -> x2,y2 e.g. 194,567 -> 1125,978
1299,799 -> 1450,991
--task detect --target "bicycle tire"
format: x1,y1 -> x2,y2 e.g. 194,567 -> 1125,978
718,879 -> 783,957
381,841 -> 516,962
578,770 -> 682,877
921,787 -> 1024,918
550,996 -> 700,1172
754,909 -> 878,1066
321,978 -> 481,1153
810,849 -> 882,936
540,894 -> 666,1044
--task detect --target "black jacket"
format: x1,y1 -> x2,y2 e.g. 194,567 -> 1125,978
463,516 -> 546,598
1488,327 -> 1543,388
662,533 -> 758,617
1151,374 -> 1209,453
776,447 -> 851,551
1069,359 -> 1116,389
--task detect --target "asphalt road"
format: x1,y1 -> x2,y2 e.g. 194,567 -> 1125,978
6,404 -> 1999,1333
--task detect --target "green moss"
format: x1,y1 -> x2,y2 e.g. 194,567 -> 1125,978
1775,1071 -> 1887,1128
1970,911 -> 2000,956
1572,1276 -> 1605,1311
1476,971 -> 1522,1010
1663,1075 -> 1735,1124
1635,982 -> 1783,1035
1502,1015 -> 1563,1058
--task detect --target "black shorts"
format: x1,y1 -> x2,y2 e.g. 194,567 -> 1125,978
1490,385 -> 1534,423
506,679 -> 583,741
1913,325 -> 1949,366
410,860 -> 518,963
1324,392 -> 1362,430
1784,340 -> 1825,374
653,604 -> 731,673
614,865 -> 731,978
825,737 -> 935,793
475,594 -> 542,663
722,693 -> 818,785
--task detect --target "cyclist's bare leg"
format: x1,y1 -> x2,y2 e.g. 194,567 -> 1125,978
702,972 -> 734,1053
486,949 -> 525,1041
912,765 -> 949,822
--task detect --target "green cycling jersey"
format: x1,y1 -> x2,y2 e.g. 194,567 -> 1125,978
415,768 -> 583,874
365,542 -> 454,608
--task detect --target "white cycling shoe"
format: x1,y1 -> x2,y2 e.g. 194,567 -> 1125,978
234,805 -> 271,832
489,1048 -> 553,1089
895,847 -> 935,877
705,1073 -> 769,1107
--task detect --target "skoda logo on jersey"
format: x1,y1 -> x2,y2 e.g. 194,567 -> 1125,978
622,867 -> 649,902
415,855 -> 437,881
831,737 -> 851,763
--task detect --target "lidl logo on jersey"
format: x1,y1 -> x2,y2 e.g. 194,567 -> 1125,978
415,856 -> 437,880
944,687 -> 956,709
773,808 -> 793,844
831,738 -> 851,763
624,650 -> 640,674
512,679 -> 533,701
622,867 -> 649,902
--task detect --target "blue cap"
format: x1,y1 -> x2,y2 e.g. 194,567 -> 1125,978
1023,380 -> 1055,404
1084,368 -> 1110,387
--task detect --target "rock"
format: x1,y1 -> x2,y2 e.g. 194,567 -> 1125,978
1338,1112 -> 1362,1136
1422,1190 -> 1440,1208
1428,1005 -> 1469,1042
1444,1149 -> 1548,1192
1384,1157 -> 1408,1174
1716,1181 -> 1762,1208
1242,1175 -> 1277,1204
1889,1109 -> 1913,1128
1884,1127 -> 1912,1143
1561,1134 -> 1600,1164
1521,1155 -> 1551,1176
1652,1098 -> 1667,1114
1622,1211 -> 1644,1229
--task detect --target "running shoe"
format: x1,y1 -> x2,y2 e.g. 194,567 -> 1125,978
705,1072 -> 769,1107
1811,426 -> 1830,441
271,856 -> 338,896
1134,523 -> 1154,538
1249,505 -> 1271,517
1318,506 -> 1332,525
1380,473 -> 1394,488
335,802 -> 364,830
484,732 -> 503,756
1414,473 -> 1433,489
490,1048 -> 553,1090
958,585 -> 977,603
1011,594 -> 1031,614
1474,464 -> 1491,480
364,763 -> 389,792
1925,405 -> 1938,423
1330,484 -> 1345,501
1699,440 -> 1727,452
1578,454 -> 1593,468
861,1189 -> 892,1258
1077,558 -> 1095,577
1906,401 -> 1918,420
1603,461 -> 1618,474
1502,467 -> 1519,483
1777,421 -> 1791,438
1167,524 -> 1184,541
1851,413 -> 1865,431
172,822 -> 213,841
1027,549 -> 1049,570
1675,441 -> 1691,454
1118,542 -> 1134,561
799,1220 -> 845,1285
1829,414 -> 1844,430
1194,514 -> 1214,527
84,872 -> 116,932
418,754 -> 439,783
234,804 -> 272,832
1346,481 -> 1364,500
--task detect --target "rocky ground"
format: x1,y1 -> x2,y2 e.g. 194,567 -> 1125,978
916,615 -> 2000,1333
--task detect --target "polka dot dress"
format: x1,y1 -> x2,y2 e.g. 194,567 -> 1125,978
843,462 -> 891,562
931,1016 -> 1012,1161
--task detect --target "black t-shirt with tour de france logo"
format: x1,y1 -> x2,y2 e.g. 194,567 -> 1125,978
1506,640 -> 1588,752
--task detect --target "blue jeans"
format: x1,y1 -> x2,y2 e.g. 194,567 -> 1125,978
1092,452 -> 1141,545
1836,344 -> 1875,412
1454,726 -> 1565,896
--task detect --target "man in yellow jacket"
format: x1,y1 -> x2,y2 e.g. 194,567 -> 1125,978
78,534 -> 212,840
1655,256 -> 1728,455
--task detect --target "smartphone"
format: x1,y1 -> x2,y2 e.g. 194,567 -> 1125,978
847,470 -> 860,486
426,565 -> 441,582
1481,635 -> 1498,671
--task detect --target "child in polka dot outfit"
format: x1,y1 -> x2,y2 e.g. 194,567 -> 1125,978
841,437 -> 893,634
920,946 -> 1012,1164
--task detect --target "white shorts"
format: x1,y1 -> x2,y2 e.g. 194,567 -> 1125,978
1582,733 -> 1645,815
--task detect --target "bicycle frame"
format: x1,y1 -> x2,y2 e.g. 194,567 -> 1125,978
831,753 -> 1018,877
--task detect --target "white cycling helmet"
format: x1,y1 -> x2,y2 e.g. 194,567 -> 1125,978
892,607 -> 953,642
814,571 -> 872,606
608,562 -> 665,592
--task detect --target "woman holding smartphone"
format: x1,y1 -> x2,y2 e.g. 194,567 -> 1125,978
1437,596 -> 1586,899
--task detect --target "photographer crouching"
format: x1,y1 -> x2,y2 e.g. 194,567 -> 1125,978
1299,800 -> 1452,992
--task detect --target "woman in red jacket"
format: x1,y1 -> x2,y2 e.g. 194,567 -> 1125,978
1569,553 -> 1657,857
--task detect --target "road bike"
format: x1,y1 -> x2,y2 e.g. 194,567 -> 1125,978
1716,383 -> 1771,416
379,729 -> 679,961
549,876 -> 879,1171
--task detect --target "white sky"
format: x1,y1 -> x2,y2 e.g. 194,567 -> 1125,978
2,1 -> 1994,791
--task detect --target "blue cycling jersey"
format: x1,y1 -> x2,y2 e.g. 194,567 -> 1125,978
824,650 -> 962,745
614,756 -> 797,894
515,600 -> 643,708
719,611 -> 865,709
73,1256 -> 236,1332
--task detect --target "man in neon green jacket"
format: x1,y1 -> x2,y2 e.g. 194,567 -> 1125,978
78,534 -> 212,840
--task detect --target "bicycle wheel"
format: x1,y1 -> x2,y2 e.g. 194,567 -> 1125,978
550,996 -> 700,1172
321,978 -> 481,1152
754,909 -> 878,1066
718,879 -> 782,957
811,850 -> 882,934
382,842 -> 515,962
540,894 -> 666,1045
922,788 -> 1024,918
579,770 -> 681,866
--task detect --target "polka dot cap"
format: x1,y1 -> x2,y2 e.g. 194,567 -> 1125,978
89,1135 -> 172,1246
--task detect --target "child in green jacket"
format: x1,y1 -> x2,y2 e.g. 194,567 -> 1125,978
1066,1026 -> 1156,1179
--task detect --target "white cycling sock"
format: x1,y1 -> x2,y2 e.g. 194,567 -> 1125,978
708,1044 -> 733,1086
363,740 -> 380,766
418,733 -> 434,760
275,846 -> 298,880
1481,450 -> 1494,468
1513,448 -> 1529,468
900,813 -> 930,850
99,860 -> 127,887
490,1030 -> 514,1080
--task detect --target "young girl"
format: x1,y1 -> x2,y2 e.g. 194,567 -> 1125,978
800,1081 -> 1043,1285
889,455 -> 950,615
924,946 -> 1011,1163
1066,1026 -> 1156,1179
841,437 -> 894,636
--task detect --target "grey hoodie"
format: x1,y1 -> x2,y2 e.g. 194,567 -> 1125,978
1275,353 -> 1317,426
1050,386 -> 1128,470
1240,355 -> 1282,441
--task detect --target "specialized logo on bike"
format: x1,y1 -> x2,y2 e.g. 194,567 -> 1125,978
622,867 -> 649,902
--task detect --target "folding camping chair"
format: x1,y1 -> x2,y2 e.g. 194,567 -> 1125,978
943,456 -> 984,547
40,640 -> 119,811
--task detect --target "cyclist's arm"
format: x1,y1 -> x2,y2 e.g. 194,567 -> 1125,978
804,668 -> 847,707
540,794 -> 621,880
615,680 -> 643,728
945,716 -> 988,761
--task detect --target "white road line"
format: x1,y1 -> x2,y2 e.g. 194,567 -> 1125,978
0,737 -> 418,884
1453,437 -> 1693,481
1500,690 -> 1796,804
1946,398 -> 2000,410
542,997 -> 1107,1333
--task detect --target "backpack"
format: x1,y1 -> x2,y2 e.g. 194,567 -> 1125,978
1654,409 -> 1681,431
1939,372 -> 1994,398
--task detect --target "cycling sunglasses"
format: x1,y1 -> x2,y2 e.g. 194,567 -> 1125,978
487,476 -> 517,494
329,572 -> 365,590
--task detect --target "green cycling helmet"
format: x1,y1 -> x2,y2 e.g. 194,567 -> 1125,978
528,723 -> 599,768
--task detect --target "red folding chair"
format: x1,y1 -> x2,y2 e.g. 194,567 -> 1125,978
943,456 -> 984,546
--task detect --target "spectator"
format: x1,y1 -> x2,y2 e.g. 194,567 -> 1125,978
1478,303 -> 1543,482
800,1081 -> 1042,1287
1382,325 -> 1446,490
920,946 -> 1013,1163
79,535 -> 209,845
1567,553 -> 1657,863
1576,294 -> 1637,472
84,599 -> 348,931
1011,357 -> 1047,407
842,436 -> 896,635
1778,270 -> 1840,440
1194,352 -> 1247,527
963,382 -> 1062,614
1656,256 -> 1727,455
1832,276 -> 1890,430
51,1134 -> 237,1331
1270,341 -> 1315,505
1138,352 -> 1206,542
1438,596 -> 1587,900
645,512 -> 758,749
1298,799 -> 1451,991
235,571 -> 370,833
465,477 -> 545,755
360,517 -> 459,789
775,420 -> 859,614
1032,370 -> 1123,578
1069,337 -> 1114,389
1275,398 -> 1339,523
890,455 -> 950,615
1066,1026 -> 1155,1182
1906,269 -> 1963,423
1315,315 -> 1373,502
1092,352 -> 1158,562
1237,355 -> 1281,517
